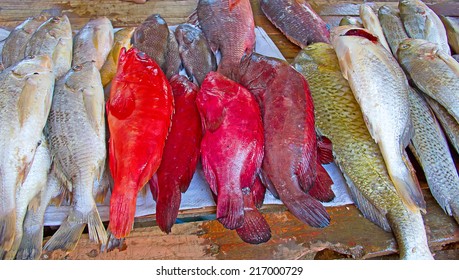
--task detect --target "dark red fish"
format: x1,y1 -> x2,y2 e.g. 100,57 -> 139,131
107,47 -> 174,238
149,74 -> 202,234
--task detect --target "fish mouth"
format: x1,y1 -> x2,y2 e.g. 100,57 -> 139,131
342,29 -> 379,43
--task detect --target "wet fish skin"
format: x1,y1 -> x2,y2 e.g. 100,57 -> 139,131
331,26 -> 425,212
339,16 -> 363,28
292,42 -> 433,259
378,5 -> 409,57
174,24 -> 217,85
44,61 -> 107,252
72,17 -> 114,70
440,16 -> 459,54
360,4 -> 391,52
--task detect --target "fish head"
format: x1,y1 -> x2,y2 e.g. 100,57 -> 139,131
197,71 -> 236,112
115,47 -> 164,84
41,15 -> 72,38
378,5 -> 399,17
170,74 -> 199,98
298,43 -> 338,70
397,38 -> 440,63
12,55 -> 53,78
399,0 -> 426,14
63,61 -> 100,91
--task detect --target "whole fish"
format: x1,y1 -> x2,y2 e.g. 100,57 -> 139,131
292,42 -> 433,259
149,74 -> 202,234
331,26 -> 425,212
399,0 -> 450,55
339,16 -> 363,28
397,38 -> 459,124
237,53 -> 332,228
197,0 -> 255,79
44,61 -> 107,252
72,17 -> 114,70
107,48 -> 173,239
260,0 -> 330,47
132,14 -> 181,79
360,4 -> 391,52
378,5 -> 409,56
100,27 -> 135,87
25,15 -> 73,78
440,16 -> 459,54
197,71 -> 270,244
0,55 -> 54,253
174,24 -> 217,85
408,87 -> 459,224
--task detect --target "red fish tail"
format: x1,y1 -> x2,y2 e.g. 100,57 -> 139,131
155,181 -> 182,234
309,161 -> 335,202
236,189 -> 271,244
108,190 -> 138,239
251,176 -> 266,209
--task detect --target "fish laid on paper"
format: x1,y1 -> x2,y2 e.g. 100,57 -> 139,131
378,5 -> 409,56
100,27 -> 135,87
399,0 -> 450,55
260,0 -> 330,47
397,39 -> 459,124
2,14 -> 49,68
0,55 -> 54,253
149,74 -> 202,234
44,61 -> 107,252
197,0 -> 255,79
132,14 -> 181,79
360,4 -> 391,52
107,48 -> 173,239
331,26 -> 425,212
174,24 -> 217,85
292,42 -> 433,259
237,53 -> 333,228
408,87 -> 459,224
72,17 -> 114,70
25,15 -> 73,78
339,16 -> 363,28
440,16 -> 459,54
197,71 -> 270,244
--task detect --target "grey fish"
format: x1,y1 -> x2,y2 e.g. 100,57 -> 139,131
339,16 -> 363,28
440,16 -> 459,54
378,5 -> 410,57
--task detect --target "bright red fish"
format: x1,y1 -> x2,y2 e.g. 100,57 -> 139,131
149,74 -> 202,234
107,47 -> 174,238
197,72 -> 270,243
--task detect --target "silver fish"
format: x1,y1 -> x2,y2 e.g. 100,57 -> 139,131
440,16 -> 459,54
378,5 -> 410,57
360,4 -> 391,52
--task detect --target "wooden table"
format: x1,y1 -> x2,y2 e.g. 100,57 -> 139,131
1,0 -> 459,260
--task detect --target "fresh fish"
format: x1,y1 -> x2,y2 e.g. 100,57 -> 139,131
44,61 -> 107,252
197,71 -> 270,244
331,26 -> 425,212
25,15 -> 72,78
237,53 -> 332,228
107,48 -> 173,238
260,0 -> 330,47
339,16 -> 363,28
0,55 -> 54,253
399,0 -> 450,55
292,42 -> 433,259
72,17 -> 114,70
100,27 -> 135,87
132,14 -> 181,79
408,87 -> 459,224
197,0 -> 255,79
174,24 -> 217,85
397,38 -> 459,124
378,5 -> 409,56
2,14 -> 49,68
149,74 -> 202,234
440,16 -> 459,54
360,4 -> 391,52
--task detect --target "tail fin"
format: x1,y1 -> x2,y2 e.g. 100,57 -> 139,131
155,180 -> 182,234
0,210 -> 16,252
108,192 -> 137,239
236,189 -> 271,244
251,177 -> 266,209
15,224 -> 44,260
308,161 -> 335,202
100,230 -> 126,253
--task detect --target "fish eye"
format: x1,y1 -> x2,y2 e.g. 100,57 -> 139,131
136,52 -> 148,60
72,65 -> 83,71
52,17 -> 61,23
399,44 -> 410,50
27,55 -> 35,59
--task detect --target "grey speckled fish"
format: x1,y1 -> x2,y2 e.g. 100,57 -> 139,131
378,5 -> 409,57
440,16 -> 459,54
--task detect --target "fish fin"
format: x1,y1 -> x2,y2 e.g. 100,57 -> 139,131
100,230 -> 126,253
341,172 -> 391,231
202,106 -> 226,133
155,181 -> 182,234
149,175 -> 158,202
106,86 -> 135,120
309,162 -> 335,202
259,169 -> 279,199
450,200 -> 459,225
235,189 -> 271,244
339,49 -> 353,80
28,193 -> 41,213
216,186 -> 244,230
317,135 -> 334,164
436,50 -> 459,77
251,177 -> 266,209
52,158 -> 73,192
50,183 -> 69,206
228,0 -> 242,10
108,192 -> 137,239
17,76 -> 39,127
15,225 -> 44,260
0,210 -> 16,252
94,172 -> 110,204
82,87 -> 104,138
280,190 -> 330,228
187,9 -> 199,25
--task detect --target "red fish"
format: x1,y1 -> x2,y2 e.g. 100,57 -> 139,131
197,71 -> 270,243
107,47 -> 174,238
149,74 -> 202,234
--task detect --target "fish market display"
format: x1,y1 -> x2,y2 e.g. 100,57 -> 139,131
174,23 -> 217,85
2,14 -> 49,68
292,42 -> 433,260
149,74 -> 201,234
331,26 -> 425,212
440,16 -> 459,54
260,0 -> 330,47
197,0 -> 255,79
378,5 -> 410,56
72,17 -> 114,70
107,48 -> 173,239
339,16 -> 363,28
44,61 -> 107,252
0,55 -> 54,254
397,39 -> 459,124
408,88 -> 459,224
360,4 -> 391,51
237,53 -> 332,228
197,71 -> 270,244
100,27 -> 135,87
399,0 -> 450,55
132,14 -> 181,79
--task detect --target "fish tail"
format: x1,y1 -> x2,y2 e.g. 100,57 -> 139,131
101,230 -> 125,253
155,183 -> 182,234
108,192 -> 137,239
15,224 -> 44,260
87,206 -> 108,245
0,210 -> 16,252
308,161 -> 335,202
